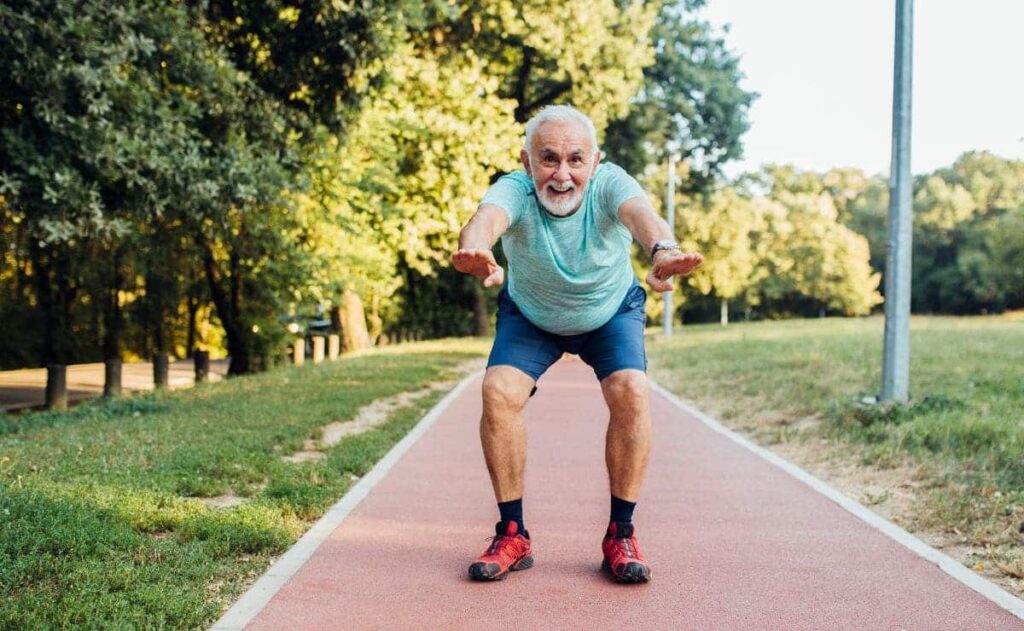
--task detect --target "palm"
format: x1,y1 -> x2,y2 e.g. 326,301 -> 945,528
647,252 -> 703,292
453,249 -> 505,287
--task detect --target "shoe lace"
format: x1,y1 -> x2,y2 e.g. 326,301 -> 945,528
610,534 -> 641,560
484,534 -> 522,561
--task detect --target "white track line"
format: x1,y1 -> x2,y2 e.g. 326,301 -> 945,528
210,370 -> 483,631
649,381 -> 1024,621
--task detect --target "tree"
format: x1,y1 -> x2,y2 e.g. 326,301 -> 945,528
191,0 -> 411,133
750,194 -> 881,317
293,44 -> 522,343
418,0 -> 657,129
0,0 -> 218,401
981,207 -> 1024,309
603,0 -> 755,191
676,187 -> 759,324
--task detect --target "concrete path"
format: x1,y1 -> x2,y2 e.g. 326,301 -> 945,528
215,358 -> 1024,630
0,358 -> 230,411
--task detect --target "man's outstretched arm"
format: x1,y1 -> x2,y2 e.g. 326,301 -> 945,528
453,204 -> 511,288
617,196 -> 704,292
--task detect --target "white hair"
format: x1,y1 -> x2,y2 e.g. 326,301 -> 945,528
523,105 -> 599,155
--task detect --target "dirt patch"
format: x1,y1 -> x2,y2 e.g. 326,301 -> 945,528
281,358 -> 484,462
198,491 -> 247,509
283,451 -> 325,463
198,360 -> 484,510
318,388 -> 439,448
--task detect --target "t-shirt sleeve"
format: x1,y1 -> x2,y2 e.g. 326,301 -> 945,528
598,163 -> 647,223
480,173 -> 530,226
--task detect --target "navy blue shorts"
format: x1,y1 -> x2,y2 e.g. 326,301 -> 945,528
487,282 -> 648,382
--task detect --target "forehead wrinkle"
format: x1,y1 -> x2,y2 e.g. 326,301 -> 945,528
529,120 -> 594,157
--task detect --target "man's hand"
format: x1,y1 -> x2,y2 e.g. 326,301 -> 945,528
452,248 -> 505,288
646,250 -> 704,292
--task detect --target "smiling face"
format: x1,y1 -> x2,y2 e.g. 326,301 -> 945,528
521,120 -> 599,217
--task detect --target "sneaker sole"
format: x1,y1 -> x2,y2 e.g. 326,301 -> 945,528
468,556 -> 534,581
601,558 -> 652,584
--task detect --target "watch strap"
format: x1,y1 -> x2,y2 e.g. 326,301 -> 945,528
650,240 -> 680,259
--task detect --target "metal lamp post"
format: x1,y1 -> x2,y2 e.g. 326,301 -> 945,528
663,152 -> 677,336
882,0 -> 914,402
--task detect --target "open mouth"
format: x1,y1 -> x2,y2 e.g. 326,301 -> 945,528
546,185 -> 576,198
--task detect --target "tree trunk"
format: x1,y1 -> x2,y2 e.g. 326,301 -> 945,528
471,283 -> 490,337
103,248 -> 124,397
186,287 -> 199,359
720,297 -> 729,326
340,289 -> 371,352
45,364 -> 67,410
367,294 -> 382,346
203,247 -> 250,375
152,354 -> 169,388
104,360 -> 122,398
193,350 -> 210,382
31,243 -> 75,409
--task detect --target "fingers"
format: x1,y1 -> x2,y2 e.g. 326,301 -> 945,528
453,248 -> 503,286
482,268 -> 504,288
646,270 -> 672,293
452,248 -> 495,275
655,253 -> 704,279
647,252 -> 703,292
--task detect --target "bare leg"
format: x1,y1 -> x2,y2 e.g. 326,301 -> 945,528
601,369 -> 652,502
480,366 -> 535,502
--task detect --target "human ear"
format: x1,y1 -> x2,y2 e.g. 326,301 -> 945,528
520,149 -> 532,176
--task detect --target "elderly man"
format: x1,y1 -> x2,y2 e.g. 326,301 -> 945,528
453,105 -> 702,583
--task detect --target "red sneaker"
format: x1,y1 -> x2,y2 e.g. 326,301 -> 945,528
602,521 -> 652,583
468,520 -> 534,581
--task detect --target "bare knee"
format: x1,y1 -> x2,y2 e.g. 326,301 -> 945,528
481,368 -> 533,419
601,370 -> 649,418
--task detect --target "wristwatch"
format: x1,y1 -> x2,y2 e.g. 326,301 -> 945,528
650,240 -> 680,259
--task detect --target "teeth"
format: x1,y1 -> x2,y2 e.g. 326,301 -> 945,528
549,184 -> 574,193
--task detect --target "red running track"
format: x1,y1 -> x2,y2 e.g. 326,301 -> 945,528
223,358 -> 1023,630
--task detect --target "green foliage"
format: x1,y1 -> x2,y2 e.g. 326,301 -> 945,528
420,0 -> 657,127
832,151 -> 1024,315
750,175 -> 882,317
674,154 -> 1024,321
648,164 -> 882,322
604,0 -> 756,190
0,0 -> 754,367
981,207 -> 1024,303
194,0 -> 412,132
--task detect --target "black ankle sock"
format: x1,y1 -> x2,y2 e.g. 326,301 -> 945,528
498,498 -> 525,534
610,495 -> 636,524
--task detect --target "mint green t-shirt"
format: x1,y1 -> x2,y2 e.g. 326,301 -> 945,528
480,162 -> 646,335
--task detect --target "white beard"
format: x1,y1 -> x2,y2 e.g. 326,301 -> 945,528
535,181 -> 584,217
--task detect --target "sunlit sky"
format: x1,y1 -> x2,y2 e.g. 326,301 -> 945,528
698,0 -> 1024,177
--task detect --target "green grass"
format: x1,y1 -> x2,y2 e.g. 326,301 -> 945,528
648,315 -> 1024,581
0,339 -> 488,628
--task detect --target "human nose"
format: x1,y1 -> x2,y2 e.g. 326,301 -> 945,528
552,161 -> 571,181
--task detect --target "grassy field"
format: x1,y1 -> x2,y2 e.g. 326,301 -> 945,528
0,340 -> 489,628
647,314 -> 1024,587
